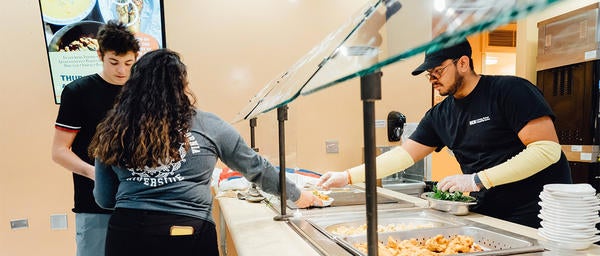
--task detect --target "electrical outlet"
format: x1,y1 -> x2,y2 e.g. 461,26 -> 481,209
50,214 -> 68,230
10,219 -> 28,230
325,140 -> 339,153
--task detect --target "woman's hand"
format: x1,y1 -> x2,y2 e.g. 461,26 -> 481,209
294,190 -> 322,208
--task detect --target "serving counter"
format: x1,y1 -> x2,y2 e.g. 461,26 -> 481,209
227,1 -> 583,255
213,187 -> 600,256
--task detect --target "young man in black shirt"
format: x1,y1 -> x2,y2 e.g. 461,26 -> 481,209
51,20 -> 140,256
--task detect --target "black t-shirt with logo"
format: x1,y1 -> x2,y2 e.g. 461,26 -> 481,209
410,75 -> 571,226
55,74 -> 121,214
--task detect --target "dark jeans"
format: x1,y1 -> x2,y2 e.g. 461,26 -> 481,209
105,208 -> 218,256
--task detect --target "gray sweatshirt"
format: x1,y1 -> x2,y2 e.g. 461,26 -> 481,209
94,110 -> 300,224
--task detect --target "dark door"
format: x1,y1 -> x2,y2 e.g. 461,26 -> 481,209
536,61 -> 598,145
536,61 -> 600,189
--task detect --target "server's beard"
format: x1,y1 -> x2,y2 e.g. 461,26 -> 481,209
443,71 -> 463,97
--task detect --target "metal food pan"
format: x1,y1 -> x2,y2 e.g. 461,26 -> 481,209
339,226 -> 544,256
307,208 -> 468,227
323,217 -> 456,237
305,208 -> 466,239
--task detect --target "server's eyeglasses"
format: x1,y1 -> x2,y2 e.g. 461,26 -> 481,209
425,59 -> 459,80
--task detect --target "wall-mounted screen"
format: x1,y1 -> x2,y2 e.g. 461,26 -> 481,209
38,0 -> 166,104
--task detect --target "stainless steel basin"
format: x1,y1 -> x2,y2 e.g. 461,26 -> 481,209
381,178 -> 426,196
341,225 -> 544,256
288,208 -> 544,256
305,208 -> 465,239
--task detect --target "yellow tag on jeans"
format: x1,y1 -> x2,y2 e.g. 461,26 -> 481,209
170,226 -> 194,236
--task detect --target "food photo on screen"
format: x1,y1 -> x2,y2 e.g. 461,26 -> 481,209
38,0 -> 166,104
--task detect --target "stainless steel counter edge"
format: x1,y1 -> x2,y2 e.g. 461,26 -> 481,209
215,186 -> 600,256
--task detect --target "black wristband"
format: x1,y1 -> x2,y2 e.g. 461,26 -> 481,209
474,173 -> 485,190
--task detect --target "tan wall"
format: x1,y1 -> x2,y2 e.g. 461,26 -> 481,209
249,1 -> 433,172
0,1 -> 77,254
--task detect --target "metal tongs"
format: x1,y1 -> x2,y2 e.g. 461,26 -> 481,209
237,183 -> 265,203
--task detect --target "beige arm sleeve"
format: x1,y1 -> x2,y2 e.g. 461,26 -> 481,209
477,140 -> 562,189
347,146 -> 415,184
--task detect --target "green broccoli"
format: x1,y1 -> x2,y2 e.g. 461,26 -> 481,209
431,185 -> 476,202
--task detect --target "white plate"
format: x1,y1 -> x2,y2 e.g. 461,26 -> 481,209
41,0 -> 98,25
539,195 -> 600,206
538,231 -> 600,250
539,208 -> 599,218
539,200 -> 600,211
540,192 -> 596,199
539,227 -> 598,239
544,183 -> 596,195
316,190 -> 332,195
539,230 -> 600,243
540,191 -> 600,203
539,209 -> 600,221
540,191 -> 599,201
541,220 -> 599,231
538,239 -> 593,251
541,226 -> 599,237
539,201 -> 600,213
538,213 -> 600,226
314,197 -> 334,207
311,190 -> 334,207
543,189 -> 596,199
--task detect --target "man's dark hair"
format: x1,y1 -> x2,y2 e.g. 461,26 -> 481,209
96,20 -> 140,56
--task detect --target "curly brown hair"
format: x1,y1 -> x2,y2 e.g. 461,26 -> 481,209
89,49 -> 196,168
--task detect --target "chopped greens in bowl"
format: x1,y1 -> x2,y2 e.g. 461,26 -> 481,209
430,185 -> 476,202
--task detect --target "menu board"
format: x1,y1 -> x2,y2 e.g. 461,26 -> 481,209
38,0 -> 166,104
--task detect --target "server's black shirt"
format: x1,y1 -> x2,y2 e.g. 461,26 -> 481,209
410,75 -> 571,223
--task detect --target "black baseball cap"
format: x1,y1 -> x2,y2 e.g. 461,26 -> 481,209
411,40 -> 472,76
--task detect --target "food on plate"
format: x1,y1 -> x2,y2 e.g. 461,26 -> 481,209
354,234 -> 483,255
59,36 -> 99,52
115,0 -> 144,32
133,0 -> 143,12
312,190 -> 330,201
40,0 -> 94,22
311,190 -> 334,207
431,185 -> 476,202
328,222 -> 436,236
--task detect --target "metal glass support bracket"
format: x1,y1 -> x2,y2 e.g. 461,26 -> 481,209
274,105 -> 293,221
361,71 -> 382,256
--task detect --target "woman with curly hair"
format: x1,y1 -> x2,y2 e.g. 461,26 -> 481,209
89,48 -> 318,255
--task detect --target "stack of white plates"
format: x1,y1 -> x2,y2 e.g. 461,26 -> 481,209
537,183 -> 600,250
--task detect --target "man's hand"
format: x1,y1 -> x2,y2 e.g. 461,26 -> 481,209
52,129 -> 96,180
438,173 -> 479,193
316,171 -> 349,190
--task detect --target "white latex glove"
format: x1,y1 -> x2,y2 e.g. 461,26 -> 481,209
294,190 -> 323,208
437,173 -> 479,193
316,171 -> 349,190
